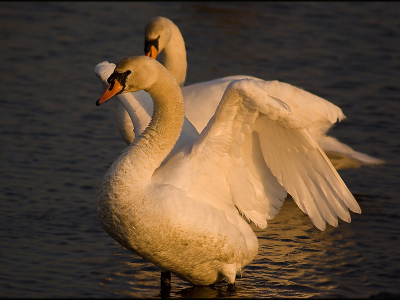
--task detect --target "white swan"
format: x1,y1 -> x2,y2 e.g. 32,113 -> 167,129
95,16 -> 384,170
96,56 -> 361,289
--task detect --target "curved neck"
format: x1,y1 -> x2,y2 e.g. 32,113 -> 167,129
116,69 -> 185,181
161,22 -> 187,87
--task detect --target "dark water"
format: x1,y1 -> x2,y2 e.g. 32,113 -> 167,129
1,2 -> 399,298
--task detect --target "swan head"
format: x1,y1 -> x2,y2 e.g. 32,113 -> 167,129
144,16 -> 173,59
96,56 -> 161,106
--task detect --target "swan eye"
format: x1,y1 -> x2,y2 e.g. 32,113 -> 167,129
126,70 -> 131,75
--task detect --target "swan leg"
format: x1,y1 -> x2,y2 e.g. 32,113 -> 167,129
227,283 -> 236,292
160,270 -> 171,288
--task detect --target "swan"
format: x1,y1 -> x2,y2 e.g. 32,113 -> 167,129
95,56 -> 361,289
95,16 -> 384,170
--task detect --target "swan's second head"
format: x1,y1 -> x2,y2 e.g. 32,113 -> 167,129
96,56 -> 161,106
144,16 -> 174,59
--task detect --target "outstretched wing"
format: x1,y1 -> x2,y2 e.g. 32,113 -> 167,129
154,79 -> 361,231
182,77 -> 345,138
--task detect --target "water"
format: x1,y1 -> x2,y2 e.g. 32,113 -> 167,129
0,2 -> 399,298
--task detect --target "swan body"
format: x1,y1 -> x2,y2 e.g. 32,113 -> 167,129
96,56 -> 361,286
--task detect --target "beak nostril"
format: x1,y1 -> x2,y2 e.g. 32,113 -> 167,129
108,80 -> 115,91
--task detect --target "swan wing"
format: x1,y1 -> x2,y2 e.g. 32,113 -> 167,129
254,80 -> 385,168
253,80 -> 345,137
94,61 -> 116,87
182,77 -> 379,169
156,79 -> 360,231
182,77 -> 345,138
317,135 -> 385,169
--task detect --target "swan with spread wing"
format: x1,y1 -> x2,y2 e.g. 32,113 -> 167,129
96,56 -> 361,289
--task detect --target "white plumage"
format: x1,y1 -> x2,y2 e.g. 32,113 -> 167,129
96,56 -> 361,287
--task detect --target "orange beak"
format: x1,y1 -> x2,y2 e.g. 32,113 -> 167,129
146,45 -> 158,59
96,79 -> 124,106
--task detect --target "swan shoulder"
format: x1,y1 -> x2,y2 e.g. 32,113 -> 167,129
182,75 -> 261,132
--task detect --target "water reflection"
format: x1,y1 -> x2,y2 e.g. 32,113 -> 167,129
177,284 -> 233,298
251,197 -> 369,298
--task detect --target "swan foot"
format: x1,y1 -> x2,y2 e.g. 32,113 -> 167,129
160,270 -> 171,289
227,283 -> 236,292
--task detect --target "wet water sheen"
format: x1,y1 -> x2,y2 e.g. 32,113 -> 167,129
1,2 -> 399,298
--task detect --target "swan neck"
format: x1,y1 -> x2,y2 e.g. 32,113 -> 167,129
129,73 -> 185,178
117,92 -> 152,136
161,22 -> 187,87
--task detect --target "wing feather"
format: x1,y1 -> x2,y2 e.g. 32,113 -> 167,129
155,79 -> 360,231
254,115 -> 359,230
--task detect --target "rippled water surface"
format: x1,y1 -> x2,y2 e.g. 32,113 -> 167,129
1,2 -> 399,298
